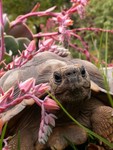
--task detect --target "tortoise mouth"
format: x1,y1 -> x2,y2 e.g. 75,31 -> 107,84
54,87 -> 91,104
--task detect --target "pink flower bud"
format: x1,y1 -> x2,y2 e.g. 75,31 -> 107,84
64,19 -> 73,26
43,39 -> 54,47
26,40 -> 36,52
0,87 -> 14,104
36,83 -> 50,95
6,62 -> 14,70
57,16 -> 63,23
14,56 -> 22,66
22,50 -> 29,58
19,78 -> 35,93
43,97 -> 59,110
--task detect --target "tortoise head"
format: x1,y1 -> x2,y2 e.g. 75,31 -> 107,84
50,64 -> 91,103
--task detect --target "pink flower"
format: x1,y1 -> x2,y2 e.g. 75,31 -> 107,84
43,96 -> 59,110
0,87 -> 14,104
64,19 -> 73,26
38,103 -> 58,144
71,0 -> 88,5
5,62 -> 14,70
25,40 -> 36,52
35,83 -> 50,95
38,38 -> 54,51
69,0 -> 88,18
19,78 -> 35,93
14,56 -> 22,66
53,15 -> 73,27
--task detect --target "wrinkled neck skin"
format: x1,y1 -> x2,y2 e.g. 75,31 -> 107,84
51,90 -> 91,124
56,100 -> 84,120
51,92 -> 104,128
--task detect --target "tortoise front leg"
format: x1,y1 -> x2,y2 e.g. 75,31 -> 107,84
35,124 -> 87,150
8,128 -> 35,150
91,106 -> 113,150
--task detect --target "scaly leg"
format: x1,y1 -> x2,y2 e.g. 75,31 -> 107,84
35,124 -> 87,150
91,106 -> 113,150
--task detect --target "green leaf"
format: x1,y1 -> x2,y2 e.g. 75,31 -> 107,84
0,123 -> 7,150
4,35 -> 19,55
16,37 -> 30,51
17,131 -> 20,150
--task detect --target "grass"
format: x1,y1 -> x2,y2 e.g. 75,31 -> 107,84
100,30 -> 113,107
0,123 -> 7,150
103,29 -> 113,106
17,131 -> 20,150
91,29 -> 113,107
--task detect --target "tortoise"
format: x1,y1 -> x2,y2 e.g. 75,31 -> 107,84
0,51 -> 113,150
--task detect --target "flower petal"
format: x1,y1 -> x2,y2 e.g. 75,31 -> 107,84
19,78 -> 35,93
0,87 -> 14,104
44,97 -> 59,110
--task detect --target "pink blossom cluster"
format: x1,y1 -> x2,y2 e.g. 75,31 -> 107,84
5,40 -> 36,70
38,103 -> 57,144
0,78 -> 59,149
0,38 -> 70,73
69,0 -> 89,18
0,0 -> 90,65
0,78 -> 59,114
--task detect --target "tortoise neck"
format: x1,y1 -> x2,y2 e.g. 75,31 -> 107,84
56,100 -> 83,124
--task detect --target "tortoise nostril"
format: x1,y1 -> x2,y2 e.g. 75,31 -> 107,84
67,72 -> 71,76
73,70 -> 76,74
65,69 -> 76,77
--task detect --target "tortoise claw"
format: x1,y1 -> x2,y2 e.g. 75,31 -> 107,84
87,143 -> 105,150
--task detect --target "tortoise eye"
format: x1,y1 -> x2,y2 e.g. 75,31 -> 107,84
54,72 -> 62,83
80,66 -> 86,77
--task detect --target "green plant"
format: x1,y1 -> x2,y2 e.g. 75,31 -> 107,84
0,123 -> 7,150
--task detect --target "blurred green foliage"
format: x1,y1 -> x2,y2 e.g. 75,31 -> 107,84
87,0 -> 113,29
71,0 -> 113,62
2,0 -> 113,63
2,0 -> 69,19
